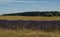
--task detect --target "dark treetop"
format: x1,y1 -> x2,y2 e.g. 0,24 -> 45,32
2,11 -> 60,17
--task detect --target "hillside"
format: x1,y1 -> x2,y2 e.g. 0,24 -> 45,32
1,11 -> 60,16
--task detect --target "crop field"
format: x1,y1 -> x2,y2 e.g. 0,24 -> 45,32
0,16 -> 60,21
0,16 -> 60,37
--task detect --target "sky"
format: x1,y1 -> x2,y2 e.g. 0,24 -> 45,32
0,0 -> 60,15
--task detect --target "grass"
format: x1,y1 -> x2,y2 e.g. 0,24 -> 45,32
0,16 -> 60,21
0,16 -> 60,37
0,29 -> 60,37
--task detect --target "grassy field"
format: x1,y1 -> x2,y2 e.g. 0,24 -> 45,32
0,29 -> 60,37
0,16 -> 60,37
0,16 -> 60,21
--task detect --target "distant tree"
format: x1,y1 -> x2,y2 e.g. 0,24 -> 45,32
1,11 -> 60,17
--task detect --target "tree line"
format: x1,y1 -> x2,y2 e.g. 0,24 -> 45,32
2,11 -> 60,17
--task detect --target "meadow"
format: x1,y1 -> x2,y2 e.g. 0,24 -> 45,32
0,16 -> 60,37
0,29 -> 60,37
0,16 -> 60,21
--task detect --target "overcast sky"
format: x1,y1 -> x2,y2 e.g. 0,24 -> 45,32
0,0 -> 60,15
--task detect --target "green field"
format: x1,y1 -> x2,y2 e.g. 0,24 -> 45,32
0,16 -> 60,37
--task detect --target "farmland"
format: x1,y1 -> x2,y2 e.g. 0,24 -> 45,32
0,16 -> 60,37
0,16 -> 60,21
